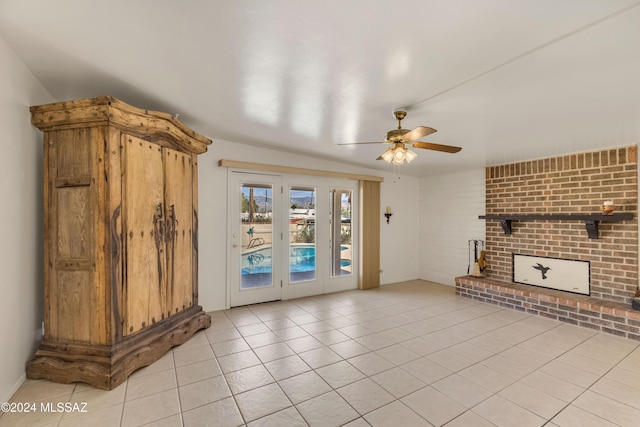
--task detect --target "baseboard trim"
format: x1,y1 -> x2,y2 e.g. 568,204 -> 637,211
2,373 -> 26,404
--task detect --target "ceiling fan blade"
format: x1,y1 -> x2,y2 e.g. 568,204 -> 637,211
401,126 -> 437,143
376,155 -> 384,160
412,141 -> 462,153
336,141 -> 386,146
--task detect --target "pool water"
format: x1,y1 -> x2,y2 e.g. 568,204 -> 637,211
242,245 -> 350,275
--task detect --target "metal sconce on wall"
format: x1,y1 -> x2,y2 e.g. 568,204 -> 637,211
384,206 -> 393,224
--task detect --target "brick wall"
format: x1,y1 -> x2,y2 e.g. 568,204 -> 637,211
485,146 -> 638,305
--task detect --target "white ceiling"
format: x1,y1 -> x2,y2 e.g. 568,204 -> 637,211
2,0 -> 640,176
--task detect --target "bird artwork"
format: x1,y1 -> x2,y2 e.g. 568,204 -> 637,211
533,263 -> 551,279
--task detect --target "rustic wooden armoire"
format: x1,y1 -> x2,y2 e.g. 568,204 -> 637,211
27,97 -> 212,389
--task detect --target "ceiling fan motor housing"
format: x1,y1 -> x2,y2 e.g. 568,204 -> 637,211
386,128 -> 412,142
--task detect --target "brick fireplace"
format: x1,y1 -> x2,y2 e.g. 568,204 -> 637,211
455,145 -> 640,340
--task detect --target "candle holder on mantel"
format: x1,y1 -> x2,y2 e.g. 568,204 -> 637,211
601,200 -> 616,215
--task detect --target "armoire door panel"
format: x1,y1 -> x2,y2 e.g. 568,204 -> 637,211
55,128 -> 91,180
56,187 -> 91,259
53,270 -> 94,343
123,135 -> 166,335
163,148 -> 194,316
48,129 -> 99,345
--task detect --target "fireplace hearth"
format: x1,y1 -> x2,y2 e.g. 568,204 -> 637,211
455,275 -> 640,341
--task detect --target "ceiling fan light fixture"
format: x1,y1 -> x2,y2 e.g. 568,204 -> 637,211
380,148 -> 395,163
391,146 -> 407,165
383,144 -> 416,165
405,148 -> 417,163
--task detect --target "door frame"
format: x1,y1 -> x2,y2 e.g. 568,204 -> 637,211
226,169 -> 360,307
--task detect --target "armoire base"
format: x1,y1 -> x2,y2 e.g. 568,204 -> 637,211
26,306 -> 211,390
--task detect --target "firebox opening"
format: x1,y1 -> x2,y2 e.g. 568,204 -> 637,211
513,253 -> 590,296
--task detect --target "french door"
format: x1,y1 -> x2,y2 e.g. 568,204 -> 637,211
228,171 -> 358,307
229,172 -> 283,306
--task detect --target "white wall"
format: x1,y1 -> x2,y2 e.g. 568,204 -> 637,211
419,169 -> 486,286
197,140 -> 421,311
0,37 -> 54,403
380,175 -> 420,284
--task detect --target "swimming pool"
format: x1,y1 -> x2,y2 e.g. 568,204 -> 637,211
242,245 -> 350,275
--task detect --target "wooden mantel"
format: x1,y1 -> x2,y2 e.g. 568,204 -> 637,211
479,213 -> 634,239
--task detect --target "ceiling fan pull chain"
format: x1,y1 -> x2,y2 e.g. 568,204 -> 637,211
393,164 -> 401,183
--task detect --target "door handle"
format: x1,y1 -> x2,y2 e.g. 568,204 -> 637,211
233,244 -> 238,248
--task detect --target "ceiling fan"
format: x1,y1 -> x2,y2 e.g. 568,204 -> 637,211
339,110 -> 462,165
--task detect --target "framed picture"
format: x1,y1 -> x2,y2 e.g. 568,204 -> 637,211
513,253 -> 590,295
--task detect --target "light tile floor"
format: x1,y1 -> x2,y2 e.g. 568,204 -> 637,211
2,280 -> 640,426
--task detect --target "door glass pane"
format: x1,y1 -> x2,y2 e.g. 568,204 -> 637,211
289,186 -> 316,283
241,184 -> 273,289
330,189 -> 352,277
